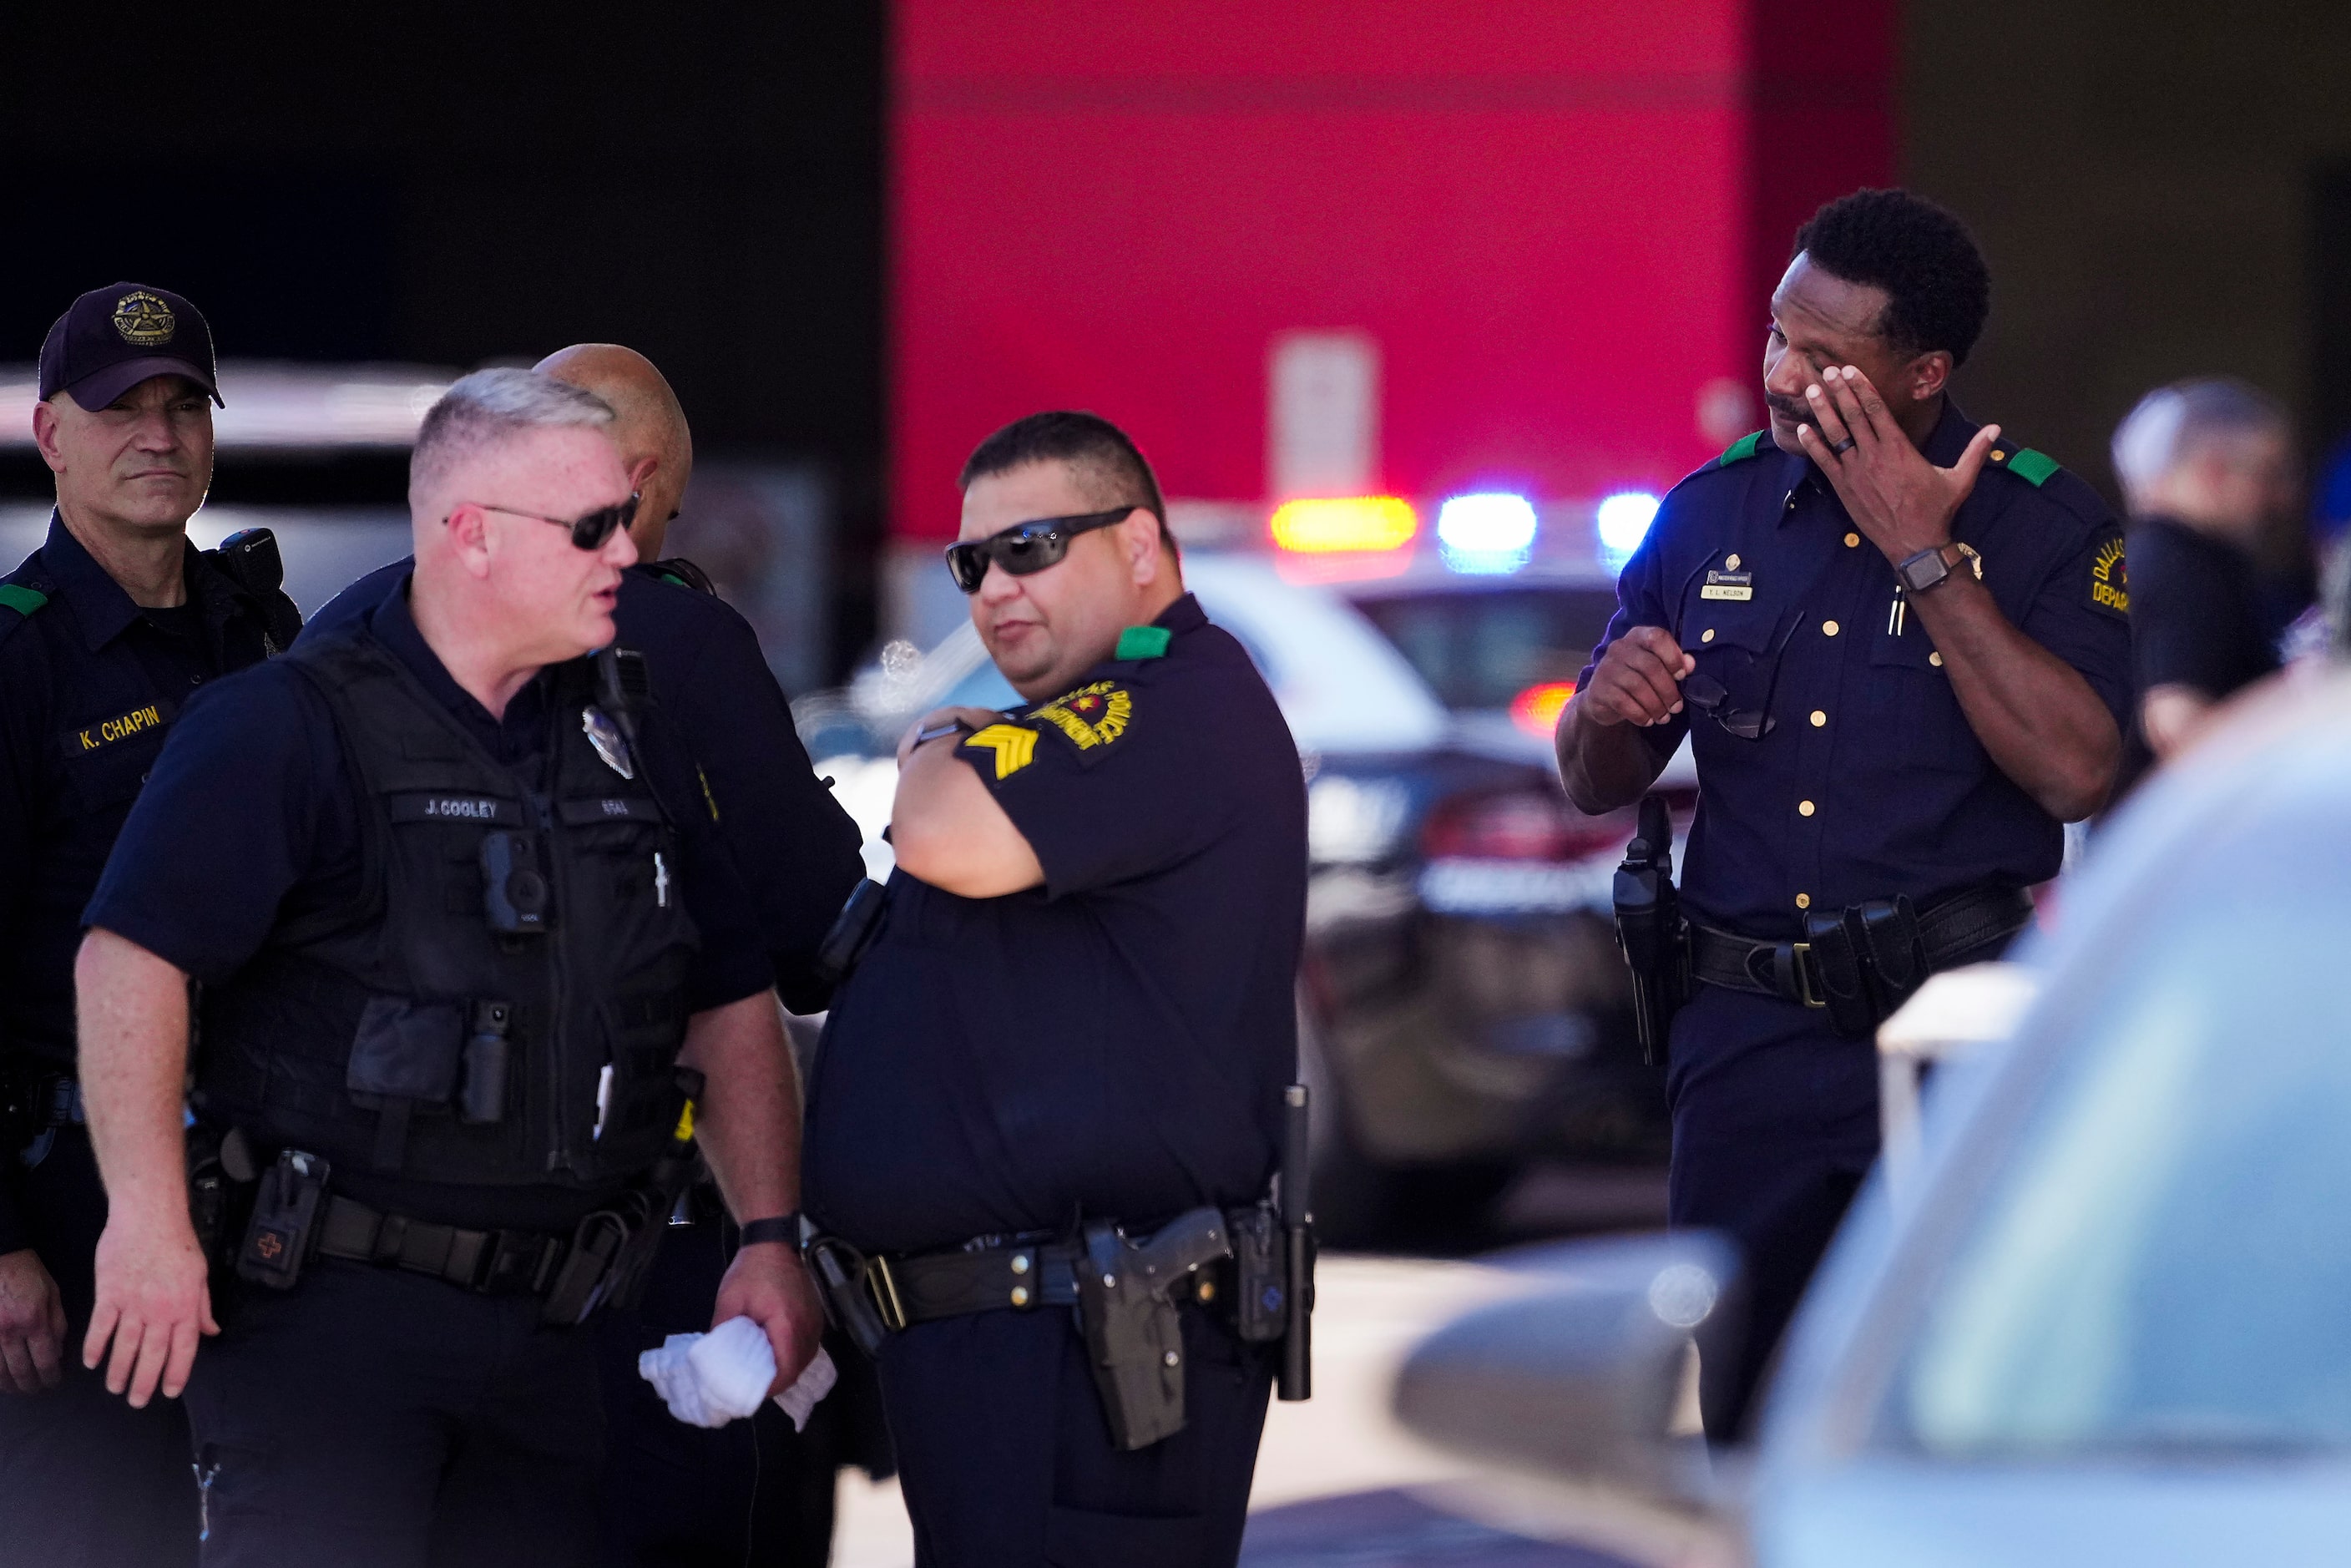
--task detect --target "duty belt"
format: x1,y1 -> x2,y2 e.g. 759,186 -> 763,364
1690,883 -> 2034,1034
315,1194 -> 569,1297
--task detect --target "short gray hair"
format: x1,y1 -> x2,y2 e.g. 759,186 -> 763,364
2111,377 -> 2287,505
409,367 -> 614,506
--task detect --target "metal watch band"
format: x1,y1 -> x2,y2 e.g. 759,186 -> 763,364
739,1213 -> 801,1248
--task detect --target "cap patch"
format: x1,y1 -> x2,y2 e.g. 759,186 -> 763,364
112,290 -> 177,346
2090,534 -> 2129,618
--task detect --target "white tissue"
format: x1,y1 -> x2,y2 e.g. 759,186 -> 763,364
636,1315 -> 837,1432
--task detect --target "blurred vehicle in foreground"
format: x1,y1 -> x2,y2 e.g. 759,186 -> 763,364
1393,674 -> 2351,1565
799,508 -> 1690,1242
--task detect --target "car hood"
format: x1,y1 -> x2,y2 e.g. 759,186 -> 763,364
1757,1457 -> 2351,1568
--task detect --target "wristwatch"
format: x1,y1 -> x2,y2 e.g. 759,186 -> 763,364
1893,540 -> 1982,594
738,1213 -> 801,1249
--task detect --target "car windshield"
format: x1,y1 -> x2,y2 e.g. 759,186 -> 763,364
1349,585 -> 1618,711
1898,903 -> 2351,1456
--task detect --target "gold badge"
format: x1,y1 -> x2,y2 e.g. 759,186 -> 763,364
112,291 -> 177,346
1030,680 -> 1131,751
963,723 -> 1039,780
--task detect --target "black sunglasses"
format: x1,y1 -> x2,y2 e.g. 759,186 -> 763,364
943,506 -> 1141,594
1681,670 -> 1776,739
463,493 -> 640,551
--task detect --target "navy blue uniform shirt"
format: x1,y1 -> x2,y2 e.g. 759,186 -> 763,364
305,559 -> 867,1011
0,513 -> 289,1253
803,594 -> 1307,1257
83,579 -> 771,1231
1580,404 -> 2132,935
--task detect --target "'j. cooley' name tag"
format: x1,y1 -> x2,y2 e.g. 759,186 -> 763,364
1700,569 -> 1754,601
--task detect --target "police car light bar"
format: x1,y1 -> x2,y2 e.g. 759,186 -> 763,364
1269,496 -> 1418,554
1595,492 -> 1661,561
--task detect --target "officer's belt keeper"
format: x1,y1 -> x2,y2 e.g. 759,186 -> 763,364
1691,883 -> 2033,1038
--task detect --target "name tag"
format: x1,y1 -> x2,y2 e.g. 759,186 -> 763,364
74,703 -> 166,751
1700,569 -> 1754,602
389,792 -> 523,826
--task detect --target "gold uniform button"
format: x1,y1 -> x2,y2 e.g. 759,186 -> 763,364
1810,710 -> 1827,727
1823,620 -> 1840,637
1991,449 -> 2007,463
1798,800 -> 1816,817
1844,532 -> 1860,548
1795,893 -> 1813,909
1701,629 -> 1716,643
1929,651 -> 1944,667
1010,1285 -> 1031,1307
1726,553 -> 1741,569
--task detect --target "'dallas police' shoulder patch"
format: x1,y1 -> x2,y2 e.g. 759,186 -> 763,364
2088,534 -> 2129,619
1029,680 -> 1132,761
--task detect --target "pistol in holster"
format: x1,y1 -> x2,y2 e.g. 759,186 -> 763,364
1074,1207 -> 1236,1451
1613,794 -> 1691,1065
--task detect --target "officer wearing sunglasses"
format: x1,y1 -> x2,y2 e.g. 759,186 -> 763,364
296,346 -> 869,1565
1555,190 -> 2131,1442
801,411 -> 1307,1568
73,368 -> 823,1565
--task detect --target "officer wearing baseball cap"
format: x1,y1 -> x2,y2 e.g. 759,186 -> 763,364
0,282 -> 299,1562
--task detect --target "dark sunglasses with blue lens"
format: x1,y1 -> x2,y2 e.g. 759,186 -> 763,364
943,505 -> 1141,594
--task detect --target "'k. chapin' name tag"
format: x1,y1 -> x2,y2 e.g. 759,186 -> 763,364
1700,569 -> 1754,601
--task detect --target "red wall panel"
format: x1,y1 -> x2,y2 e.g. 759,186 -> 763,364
892,1 -> 1891,541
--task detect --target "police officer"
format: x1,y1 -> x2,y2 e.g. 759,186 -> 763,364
301,345 -> 870,1565
74,368 -> 824,1566
801,412 -> 1307,1566
1557,190 -> 2131,1438
0,282 -> 299,1565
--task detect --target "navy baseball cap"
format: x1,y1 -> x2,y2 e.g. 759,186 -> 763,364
38,282 -> 223,410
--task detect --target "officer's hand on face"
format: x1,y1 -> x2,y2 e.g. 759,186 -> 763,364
83,1212 -> 217,1408
715,1238 -> 826,1394
897,707 -> 1004,767
1579,626 -> 1694,727
1796,365 -> 2000,562
0,1248 -> 68,1394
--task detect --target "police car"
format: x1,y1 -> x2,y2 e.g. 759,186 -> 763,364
799,493 -> 1693,1242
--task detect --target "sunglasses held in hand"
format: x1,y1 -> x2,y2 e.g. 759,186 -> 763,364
944,506 -> 1141,594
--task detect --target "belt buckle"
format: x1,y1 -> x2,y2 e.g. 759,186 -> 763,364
1790,941 -> 1827,1009
864,1254 -> 908,1333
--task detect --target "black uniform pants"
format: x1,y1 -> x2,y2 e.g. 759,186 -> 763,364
183,1259 -> 605,1568
877,1302 -> 1272,1568
0,1125 -> 200,1567
1667,983 -> 1876,1439
591,1215 -> 839,1568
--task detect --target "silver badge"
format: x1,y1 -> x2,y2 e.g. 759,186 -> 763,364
582,706 -> 635,780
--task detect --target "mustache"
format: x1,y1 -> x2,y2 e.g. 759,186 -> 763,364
1765,393 -> 1811,425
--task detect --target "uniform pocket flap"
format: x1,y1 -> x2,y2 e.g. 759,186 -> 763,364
346,996 -> 466,1105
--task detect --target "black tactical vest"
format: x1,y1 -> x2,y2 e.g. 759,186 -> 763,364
195,623 -> 700,1189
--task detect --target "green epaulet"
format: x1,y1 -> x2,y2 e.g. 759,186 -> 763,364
0,583 -> 48,620
1985,443 -> 2061,487
1114,625 -> 1171,660
1714,430 -> 1770,467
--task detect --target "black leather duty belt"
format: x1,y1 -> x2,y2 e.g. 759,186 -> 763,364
315,1194 -> 569,1297
1691,883 -> 2035,1009
829,1227 -> 1233,1333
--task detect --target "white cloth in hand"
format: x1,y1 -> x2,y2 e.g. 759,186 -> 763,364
636,1315 -> 837,1432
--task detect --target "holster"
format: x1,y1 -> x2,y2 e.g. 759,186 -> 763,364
805,1233 -> 897,1358
1802,895 -> 1929,1039
1074,1208 -> 1236,1451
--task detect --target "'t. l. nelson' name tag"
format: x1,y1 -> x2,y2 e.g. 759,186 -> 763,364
1699,569 -> 1754,601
